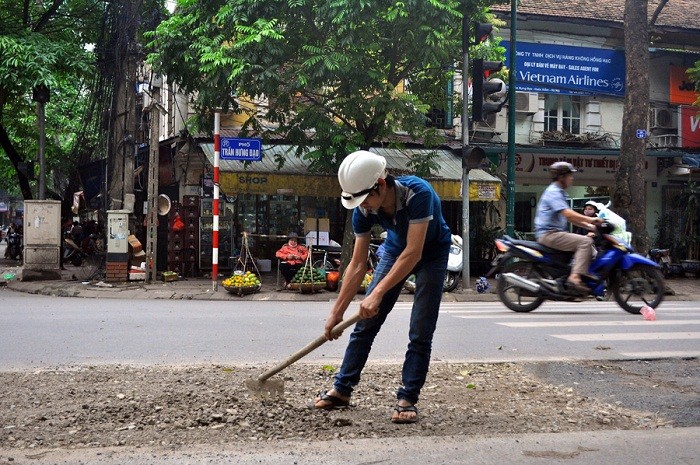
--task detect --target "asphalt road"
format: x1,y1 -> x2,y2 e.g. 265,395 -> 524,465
0,293 -> 698,369
2,292 -> 699,464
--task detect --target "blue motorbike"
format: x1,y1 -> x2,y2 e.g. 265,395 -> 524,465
487,223 -> 664,314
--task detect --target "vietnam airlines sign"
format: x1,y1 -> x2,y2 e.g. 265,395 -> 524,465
503,42 -> 626,97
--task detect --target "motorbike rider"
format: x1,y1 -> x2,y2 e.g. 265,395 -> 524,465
4,223 -> 17,259
534,162 -> 601,295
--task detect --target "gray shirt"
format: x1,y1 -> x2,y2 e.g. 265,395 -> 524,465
534,182 -> 570,239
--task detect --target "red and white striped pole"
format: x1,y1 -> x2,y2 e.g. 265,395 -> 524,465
212,112 -> 220,291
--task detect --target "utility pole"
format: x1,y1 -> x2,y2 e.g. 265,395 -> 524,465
461,15 -> 471,291
32,84 -> 50,200
146,84 -> 161,282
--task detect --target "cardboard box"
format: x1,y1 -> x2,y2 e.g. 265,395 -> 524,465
304,218 -> 330,234
128,235 -> 146,257
162,271 -> 178,282
305,231 -> 329,246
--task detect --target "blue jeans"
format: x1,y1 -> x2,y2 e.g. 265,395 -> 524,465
333,247 -> 449,405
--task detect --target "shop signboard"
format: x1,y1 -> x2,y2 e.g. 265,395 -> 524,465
497,152 -> 656,183
680,105 -> 700,148
503,42 -> 625,97
220,137 -> 262,161
669,67 -> 698,105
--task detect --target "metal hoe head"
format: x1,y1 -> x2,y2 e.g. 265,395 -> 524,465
245,376 -> 286,400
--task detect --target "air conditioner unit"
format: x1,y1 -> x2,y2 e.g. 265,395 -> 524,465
650,108 -> 677,129
474,111 -> 507,133
515,92 -> 539,114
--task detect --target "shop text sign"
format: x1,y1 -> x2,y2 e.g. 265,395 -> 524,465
219,137 -> 262,161
680,105 -> 700,148
503,42 -> 625,97
497,153 -> 654,181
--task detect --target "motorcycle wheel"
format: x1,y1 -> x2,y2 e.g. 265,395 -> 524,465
443,271 -> 459,292
70,254 -> 83,267
312,259 -> 335,272
497,261 -> 545,312
611,265 -> 665,314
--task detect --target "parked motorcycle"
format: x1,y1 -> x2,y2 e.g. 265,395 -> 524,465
487,222 -> 665,314
63,231 -> 99,267
5,231 -> 23,261
404,234 -> 463,293
648,248 -> 672,278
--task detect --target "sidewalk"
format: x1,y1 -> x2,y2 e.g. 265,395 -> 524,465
2,257 -> 700,301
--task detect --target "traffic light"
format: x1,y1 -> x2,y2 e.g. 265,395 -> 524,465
472,22 -> 493,45
472,58 -> 506,123
462,146 -> 486,170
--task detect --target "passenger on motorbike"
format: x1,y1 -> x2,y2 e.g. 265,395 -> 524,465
573,202 -> 598,237
534,162 -> 601,295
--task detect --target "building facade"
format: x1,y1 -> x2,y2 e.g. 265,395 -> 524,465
144,0 -> 700,270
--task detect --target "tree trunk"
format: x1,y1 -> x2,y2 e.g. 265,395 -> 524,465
615,0 -> 649,254
0,123 -> 33,200
107,0 -> 140,210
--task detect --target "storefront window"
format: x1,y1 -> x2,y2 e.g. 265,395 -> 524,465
237,193 -> 264,234
544,95 -> 581,133
269,194 -> 300,235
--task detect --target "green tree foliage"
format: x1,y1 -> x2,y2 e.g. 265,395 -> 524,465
0,0 -> 99,199
689,61 -> 700,108
147,0 -> 502,172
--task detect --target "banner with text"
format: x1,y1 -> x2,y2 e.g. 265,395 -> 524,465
503,42 -> 626,97
680,105 -> 700,148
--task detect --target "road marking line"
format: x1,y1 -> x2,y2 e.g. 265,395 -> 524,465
618,350 -> 700,358
499,319 -> 700,328
553,332 -> 700,341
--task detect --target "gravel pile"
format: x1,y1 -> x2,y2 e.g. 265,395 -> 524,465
0,362 -> 658,450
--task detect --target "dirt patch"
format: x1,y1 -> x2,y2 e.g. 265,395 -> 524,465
0,362 -> 664,450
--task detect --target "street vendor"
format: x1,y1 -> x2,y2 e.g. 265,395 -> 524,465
276,232 -> 309,289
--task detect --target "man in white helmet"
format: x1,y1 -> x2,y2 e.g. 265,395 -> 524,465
534,161 -> 601,294
310,150 -> 452,424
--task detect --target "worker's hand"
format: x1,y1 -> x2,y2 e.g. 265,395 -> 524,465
324,313 -> 345,340
359,291 -> 381,319
287,254 -> 294,260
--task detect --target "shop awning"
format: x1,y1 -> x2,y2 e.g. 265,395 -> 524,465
199,143 -> 490,201
682,153 -> 700,168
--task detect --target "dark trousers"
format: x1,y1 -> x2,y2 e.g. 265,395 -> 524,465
279,262 -> 301,284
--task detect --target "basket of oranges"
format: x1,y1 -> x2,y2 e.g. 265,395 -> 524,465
222,271 -> 261,296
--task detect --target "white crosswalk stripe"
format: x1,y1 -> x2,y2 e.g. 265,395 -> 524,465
554,332 -> 700,341
424,300 -> 700,360
499,319 -> 700,328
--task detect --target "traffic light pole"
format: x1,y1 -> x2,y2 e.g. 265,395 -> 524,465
506,0 -> 518,236
461,15 -> 471,291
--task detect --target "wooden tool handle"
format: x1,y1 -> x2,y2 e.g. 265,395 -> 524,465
257,312 -> 361,382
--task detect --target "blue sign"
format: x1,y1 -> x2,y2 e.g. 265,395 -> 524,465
636,129 -> 647,139
503,42 -> 626,97
220,137 -> 262,161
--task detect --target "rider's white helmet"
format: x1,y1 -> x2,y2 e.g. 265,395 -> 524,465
338,150 -> 387,209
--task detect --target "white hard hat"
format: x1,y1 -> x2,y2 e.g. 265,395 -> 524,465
338,150 -> 387,209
